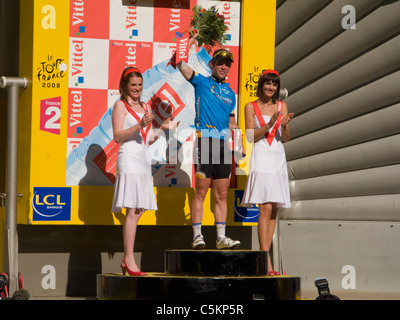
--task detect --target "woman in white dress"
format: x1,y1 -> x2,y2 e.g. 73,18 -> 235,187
111,67 -> 176,276
241,70 -> 294,275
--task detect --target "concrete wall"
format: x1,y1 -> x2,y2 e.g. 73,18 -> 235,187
276,0 -> 400,293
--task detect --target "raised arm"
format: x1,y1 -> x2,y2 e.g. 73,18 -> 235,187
176,31 -> 199,81
176,60 -> 194,81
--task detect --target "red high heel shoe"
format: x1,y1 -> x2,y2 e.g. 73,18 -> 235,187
268,270 -> 287,276
121,259 -> 147,276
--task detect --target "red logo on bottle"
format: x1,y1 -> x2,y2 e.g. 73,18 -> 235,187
148,82 -> 185,128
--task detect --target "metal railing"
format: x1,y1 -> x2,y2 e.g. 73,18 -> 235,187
0,76 -> 28,295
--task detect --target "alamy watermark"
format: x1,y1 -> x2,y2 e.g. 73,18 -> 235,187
341,265 -> 356,290
342,5 -> 356,30
41,265 -> 56,290
145,128 -> 254,176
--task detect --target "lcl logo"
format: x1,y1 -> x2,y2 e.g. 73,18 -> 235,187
35,194 -> 66,206
32,187 -> 71,221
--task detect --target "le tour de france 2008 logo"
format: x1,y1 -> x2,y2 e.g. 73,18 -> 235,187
37,55 -> 68,89
244,66 -> 265,98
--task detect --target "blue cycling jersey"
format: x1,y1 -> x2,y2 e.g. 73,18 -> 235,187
189,73 -> 236,140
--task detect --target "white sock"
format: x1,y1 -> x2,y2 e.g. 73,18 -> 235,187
192,223 -> 202,239
216,222 -> 226,241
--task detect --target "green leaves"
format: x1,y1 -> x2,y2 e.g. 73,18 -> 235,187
190,5 -> 229,48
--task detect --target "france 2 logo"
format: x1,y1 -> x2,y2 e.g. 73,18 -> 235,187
40,97 -> 61,135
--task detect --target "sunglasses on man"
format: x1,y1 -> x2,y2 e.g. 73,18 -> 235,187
213,49 -> 234,62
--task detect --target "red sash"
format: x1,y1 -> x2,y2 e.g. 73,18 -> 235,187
123,101 -> 151,144
252,100 -> 283,146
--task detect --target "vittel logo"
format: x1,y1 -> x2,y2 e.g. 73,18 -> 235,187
126,0 -> 138,38
125,42 -> 137,67
221,1 -> 231,27
169,0 -> 183,32
69,90 -> 82,129
72,0 -> 84,26
71,39 -> 84,86
221,1 -> 232,40
177,33 -> 188,61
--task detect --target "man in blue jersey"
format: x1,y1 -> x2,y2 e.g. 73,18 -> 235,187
177,36 -> 241,250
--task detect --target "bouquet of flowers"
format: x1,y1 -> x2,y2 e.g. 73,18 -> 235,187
189,5 -> 228,48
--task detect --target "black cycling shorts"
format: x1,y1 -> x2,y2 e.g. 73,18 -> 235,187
194,136 -> 232,180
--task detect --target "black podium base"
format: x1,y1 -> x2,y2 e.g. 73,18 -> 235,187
97,250 -> 301,300
97,272 -> 301,300
165,250 -> 268,276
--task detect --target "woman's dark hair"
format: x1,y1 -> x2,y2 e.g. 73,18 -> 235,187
256,72 -> 280,103
119,67 -> 143,103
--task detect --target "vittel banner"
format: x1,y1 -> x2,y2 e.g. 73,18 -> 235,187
65,0 -> 242,188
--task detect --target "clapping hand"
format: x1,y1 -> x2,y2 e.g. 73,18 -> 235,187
161,117 -> 180,131
281,113 -> 294,127
140,113 -> 154,128
268,111 -> 280,128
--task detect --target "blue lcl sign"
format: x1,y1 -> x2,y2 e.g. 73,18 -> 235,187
32,187 -> 71,221
234,190 -> 259,222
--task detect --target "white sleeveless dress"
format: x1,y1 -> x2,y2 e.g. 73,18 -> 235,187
241,114 -> 291,208
111,110 -> 157,212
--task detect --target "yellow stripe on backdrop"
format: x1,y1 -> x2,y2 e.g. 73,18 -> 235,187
236,0 -> 276,184
16,0 -> 276,226
19,1 -> 70,225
